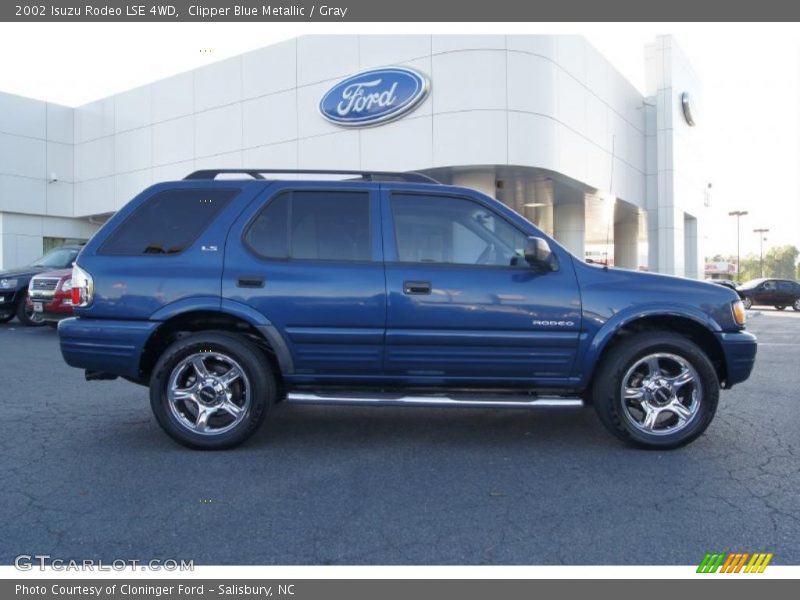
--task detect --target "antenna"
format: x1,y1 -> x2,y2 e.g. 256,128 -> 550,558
603,135 -> 616,270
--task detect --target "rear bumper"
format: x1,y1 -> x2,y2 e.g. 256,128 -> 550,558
717,330 -> 757,387
58,317 -> 158,380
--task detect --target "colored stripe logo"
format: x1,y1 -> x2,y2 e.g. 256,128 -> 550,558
697,552 -> 773,573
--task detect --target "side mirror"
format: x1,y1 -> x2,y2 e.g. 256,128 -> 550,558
524,236 -> 557,270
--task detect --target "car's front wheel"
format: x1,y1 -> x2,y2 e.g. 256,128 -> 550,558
593,332 -> 719,449
742,296 -> 753,309
775,305 -> 786,311
150,332 -> 275,450
793,299 -> 800,312
16,291 -> 45,327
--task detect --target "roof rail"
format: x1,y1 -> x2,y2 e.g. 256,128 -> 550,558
183,169 -> 439,184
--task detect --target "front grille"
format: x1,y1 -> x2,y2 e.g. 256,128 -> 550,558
31,278 -> 60,292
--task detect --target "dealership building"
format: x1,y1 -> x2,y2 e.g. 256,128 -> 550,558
0,34 -> 707,276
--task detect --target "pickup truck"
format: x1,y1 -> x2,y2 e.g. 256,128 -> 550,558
58,169 -> 757,450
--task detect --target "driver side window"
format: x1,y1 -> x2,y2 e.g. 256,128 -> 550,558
390,193 -> 528,267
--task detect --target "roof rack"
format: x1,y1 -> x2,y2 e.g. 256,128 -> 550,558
183,169 -> 439,184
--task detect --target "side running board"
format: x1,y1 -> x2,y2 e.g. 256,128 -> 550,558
285,392 -> 583,410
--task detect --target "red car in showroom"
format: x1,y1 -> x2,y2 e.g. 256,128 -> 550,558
27,269 -> 75,327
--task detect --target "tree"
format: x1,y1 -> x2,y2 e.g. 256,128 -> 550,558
738,254 -> 761,282
705,246 -> 799,281
763,245 -> 799,280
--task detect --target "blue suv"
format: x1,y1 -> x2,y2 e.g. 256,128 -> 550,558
59,169 -> 757,450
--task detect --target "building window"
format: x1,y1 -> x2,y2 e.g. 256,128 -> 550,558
43,237 -> 88,254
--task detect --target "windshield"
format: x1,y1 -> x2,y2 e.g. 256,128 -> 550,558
30,248 -> 79,269
737,278 -> 767,290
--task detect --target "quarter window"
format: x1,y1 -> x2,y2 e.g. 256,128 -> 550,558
246,191 -> 371,262
98,188 -> 236,255
390,194 -> 528,267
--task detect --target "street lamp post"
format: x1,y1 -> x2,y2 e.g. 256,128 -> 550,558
753,228 -> 769,278
728,210 -> 748,281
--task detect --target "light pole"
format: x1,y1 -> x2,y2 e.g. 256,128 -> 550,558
753,228 -> 769,278
728,210 -> 748,281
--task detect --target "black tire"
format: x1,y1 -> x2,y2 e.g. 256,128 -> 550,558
793,299 -> 800,312
592,332 -> 719,450
15,290 -> 45,327
775,305 -> 786,311
149,332 -> 275,450
0,312 -> 14,324
742,296 -> 753,309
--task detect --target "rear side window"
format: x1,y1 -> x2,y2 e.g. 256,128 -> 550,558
245,190 -> 371,262
98,188 -> 236,255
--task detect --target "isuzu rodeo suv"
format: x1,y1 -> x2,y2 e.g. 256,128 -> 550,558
58,170 -> 757,450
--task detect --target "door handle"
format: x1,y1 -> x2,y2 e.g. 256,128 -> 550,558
237,276 -> 264,288
403,280 -> 431,295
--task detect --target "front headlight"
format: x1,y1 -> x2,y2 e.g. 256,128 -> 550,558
732,300 -> 747,326
0,278 -> 18,289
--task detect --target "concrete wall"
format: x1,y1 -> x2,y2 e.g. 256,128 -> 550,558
0,91 -> 82,267
67,35 -> 648,218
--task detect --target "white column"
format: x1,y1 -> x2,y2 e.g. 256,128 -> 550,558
451,170 -> 497,200
0,213 -> 4,270
684,214 -> 700,279
553,200 -> 585,258
614,218 -> 640,270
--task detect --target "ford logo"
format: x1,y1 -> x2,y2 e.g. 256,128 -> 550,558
319,67 -> 429,127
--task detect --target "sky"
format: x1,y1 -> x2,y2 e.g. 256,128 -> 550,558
0,22 -> 797,260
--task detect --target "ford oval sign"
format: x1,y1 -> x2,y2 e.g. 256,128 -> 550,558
319,67 -> 429,127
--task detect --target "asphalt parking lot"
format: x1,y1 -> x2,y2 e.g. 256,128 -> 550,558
1,310 -> 798,566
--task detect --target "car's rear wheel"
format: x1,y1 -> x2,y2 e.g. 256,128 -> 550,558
0,312 -> 14,324
149,332 -> 275,450
16,291 -> 45,327
593,332 -> 719,449
793,299 -> 800,312
775,305 -> 786,311
742,296 -> 753,309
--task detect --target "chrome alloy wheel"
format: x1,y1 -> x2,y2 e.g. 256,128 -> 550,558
620,353 -> 701,436
166,352 -> 251,436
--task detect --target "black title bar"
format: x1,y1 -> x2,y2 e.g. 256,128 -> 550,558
4,0 -> 800,21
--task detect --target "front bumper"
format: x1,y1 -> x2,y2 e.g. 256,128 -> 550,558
717,330 -> 757,387
0,290 -> 19,315
28,295 -> 74,322
58,317 -> 159,380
